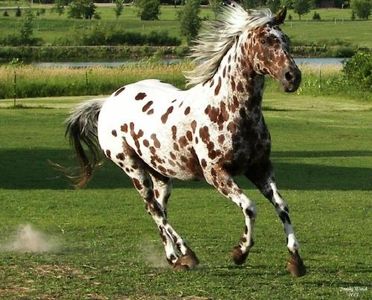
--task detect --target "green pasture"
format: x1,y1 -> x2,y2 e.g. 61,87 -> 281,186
0,5 -> 371,48
0,90 -> 371,298
283,20 -> 372,48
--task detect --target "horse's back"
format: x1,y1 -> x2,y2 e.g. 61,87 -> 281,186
111,79 -> 180,98
97,79 -> 201,180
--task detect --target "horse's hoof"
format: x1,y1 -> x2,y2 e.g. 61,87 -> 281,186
173,262 -> 190,271
231,246 -> 248,265
173,249 -> 199,270
287,252 -> 306,277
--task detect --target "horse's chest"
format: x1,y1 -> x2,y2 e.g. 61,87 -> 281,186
225,116 -> 271,174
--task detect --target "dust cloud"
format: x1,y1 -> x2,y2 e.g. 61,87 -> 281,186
139,241 -> 169,268
0,224 -> 60,253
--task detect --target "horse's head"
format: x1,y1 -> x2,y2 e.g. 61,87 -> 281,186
245,7 -> 301,92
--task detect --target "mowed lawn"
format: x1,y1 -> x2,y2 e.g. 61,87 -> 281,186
0,92 -> 371,299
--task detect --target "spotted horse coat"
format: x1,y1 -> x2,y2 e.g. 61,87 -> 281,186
65,3 -> 306,276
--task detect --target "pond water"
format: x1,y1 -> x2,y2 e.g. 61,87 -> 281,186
32,57 -> 346,69
295,57 -> 346,66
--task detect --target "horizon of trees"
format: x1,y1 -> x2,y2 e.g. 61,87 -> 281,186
0,0 -> 358,9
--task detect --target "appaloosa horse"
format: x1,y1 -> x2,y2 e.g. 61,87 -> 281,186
65,3 -> 306,276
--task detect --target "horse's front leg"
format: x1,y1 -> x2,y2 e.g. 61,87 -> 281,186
204,166 -> 256,265
245,160 -> 306,277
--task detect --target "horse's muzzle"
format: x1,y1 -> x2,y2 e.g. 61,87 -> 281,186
282,67 -> 301,93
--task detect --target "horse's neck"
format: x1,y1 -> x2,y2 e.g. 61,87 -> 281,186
206,39 -> 265,116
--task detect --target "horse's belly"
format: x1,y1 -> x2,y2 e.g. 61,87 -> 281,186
135,142 -> 203,181
101,127 -> 202,181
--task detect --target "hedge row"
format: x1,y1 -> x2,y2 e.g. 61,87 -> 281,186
77,30 -> 182,47
0,46 -> 189,63
1,30 -> 182,48
291,45 -> 363,58
1,45 -> 369,64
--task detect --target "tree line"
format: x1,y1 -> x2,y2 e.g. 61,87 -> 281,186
50,0 -> 371,21
1,0 -> 371,47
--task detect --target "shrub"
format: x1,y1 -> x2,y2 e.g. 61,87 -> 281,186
135,0 -> 161,21
312,11 -> 321,20
15,7 -> 22,17
351,10 -> 356,20
331,46 -> 355,58
146,31 -> 181,46
343,51 -> 372,91
37,8 -> 46,16
351,0 -> 372,20
81,26 -> 106,45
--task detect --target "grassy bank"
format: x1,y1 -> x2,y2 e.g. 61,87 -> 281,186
0,62 -> 188,99
0,93 -> 371,299
1,62 -> 371,101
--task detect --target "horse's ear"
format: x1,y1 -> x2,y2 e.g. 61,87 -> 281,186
273,6 -> 287,25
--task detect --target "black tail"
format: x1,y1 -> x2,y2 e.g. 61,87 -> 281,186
64,99 -> 104,188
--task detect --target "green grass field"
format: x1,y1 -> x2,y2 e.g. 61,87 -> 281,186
0,90 -> 371,298
0,4 -> 371,48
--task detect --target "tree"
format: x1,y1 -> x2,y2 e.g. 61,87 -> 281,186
54,0 -> 65,16
351,9 -> 356,20
178,0 -> 201,44
351,0 -> 372,20
135,0 -> 161,21
68,0 -> 98,20
15,6 -> 22,17
209,0 -> 222,19
281,0 -> 294,9
266,0 -> 281,13
114,0 -> 124,19
242,0 -> 256,9
20,9 -> 34,44
293,0 -> 311,20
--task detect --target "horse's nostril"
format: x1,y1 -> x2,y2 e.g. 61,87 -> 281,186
285,71 -> 293,81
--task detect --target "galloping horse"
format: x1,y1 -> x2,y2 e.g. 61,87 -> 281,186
65,3 -> 306,276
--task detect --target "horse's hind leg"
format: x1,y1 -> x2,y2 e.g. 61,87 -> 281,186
245,161 -> 306,277
149,172 -> 172,218
111,144 -> 198,269
149,171 -> 199,269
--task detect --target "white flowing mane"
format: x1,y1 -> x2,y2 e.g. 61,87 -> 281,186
185,4 -> 273,86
